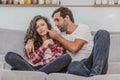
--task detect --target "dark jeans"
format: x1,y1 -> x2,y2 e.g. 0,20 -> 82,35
5,52 -> 71,74
67,30 -> 110,77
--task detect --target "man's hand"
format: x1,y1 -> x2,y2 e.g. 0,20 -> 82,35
48,30 -> 60,40
25,39 -> 34,57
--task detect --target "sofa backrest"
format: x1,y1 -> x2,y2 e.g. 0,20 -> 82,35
0,28 -> 120,62
0,28 -> 25,57
109,33 -> 120,62
92,31 -> 120,62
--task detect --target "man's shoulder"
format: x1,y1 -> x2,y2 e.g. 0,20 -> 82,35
77,24 -> 90,32
78,23 -> 89,29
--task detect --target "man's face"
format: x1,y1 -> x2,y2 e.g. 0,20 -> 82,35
53,12 -> 67,32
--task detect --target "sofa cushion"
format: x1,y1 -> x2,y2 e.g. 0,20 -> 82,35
47,73 -> 91,80
47,73 -> 120,80
2,70 -> 47,80
92,74 -> 120,80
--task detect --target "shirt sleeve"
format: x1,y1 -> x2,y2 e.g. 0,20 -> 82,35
29,45 -> 47,64
39,41 -> 64,66
74,24 -> 92,43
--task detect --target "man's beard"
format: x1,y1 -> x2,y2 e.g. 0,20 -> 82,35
60,21 -> 67,32
60,26 -> 67,32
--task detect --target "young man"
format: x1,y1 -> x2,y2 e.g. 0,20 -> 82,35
25,7 -> 110,77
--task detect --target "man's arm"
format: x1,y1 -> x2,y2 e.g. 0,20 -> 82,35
56,35 -> 86,53
48,30 -> 86,53
25,39 -> 34,57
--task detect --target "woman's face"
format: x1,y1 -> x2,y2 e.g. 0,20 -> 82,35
36,19 -> 48,36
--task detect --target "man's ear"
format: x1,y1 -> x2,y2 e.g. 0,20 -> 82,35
65,15 -> 70,21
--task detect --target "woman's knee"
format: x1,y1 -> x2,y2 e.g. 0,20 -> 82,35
5,52 -> 17,63
60,54 -> 72,62
51,54 -> 72,67
67,61 -> 80,74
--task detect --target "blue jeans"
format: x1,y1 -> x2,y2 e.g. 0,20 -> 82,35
67,30 -> 110,77
5,52 -> 71,74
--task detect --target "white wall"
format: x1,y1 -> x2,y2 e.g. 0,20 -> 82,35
72,7 -> 120,32
0,0 -> 120,32
0,7 -> 56,31
61,0 -> 94,5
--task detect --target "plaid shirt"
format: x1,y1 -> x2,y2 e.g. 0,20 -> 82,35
29,40 -> 64,66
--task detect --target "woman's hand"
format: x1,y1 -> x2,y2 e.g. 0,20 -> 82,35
28,60 -> 40,67
25,39 -> 34,57
42,39 -> 54,48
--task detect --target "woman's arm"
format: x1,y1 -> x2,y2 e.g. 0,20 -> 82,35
39,41 -> 64,66
29,45 -> 47,65
28,39 -> 54,65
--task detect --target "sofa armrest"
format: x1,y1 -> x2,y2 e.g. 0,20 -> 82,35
107,62 -> 120,74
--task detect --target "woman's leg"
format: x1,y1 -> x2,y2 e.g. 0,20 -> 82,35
38,54 -> 72,74
5,52 -> 34,71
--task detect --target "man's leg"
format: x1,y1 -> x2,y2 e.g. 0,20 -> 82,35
5,52 -> 34,71
38,54 -> 71,74
67,59 -> 91,77
67,30 -> 110,77
90,30 -> 110,76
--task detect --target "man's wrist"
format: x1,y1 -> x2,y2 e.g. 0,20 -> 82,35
28,38 -> 34,43
55,34 -> 61,41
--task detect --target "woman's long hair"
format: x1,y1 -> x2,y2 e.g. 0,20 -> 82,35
24,15 -> 52,56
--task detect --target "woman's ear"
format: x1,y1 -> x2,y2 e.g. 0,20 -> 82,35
48,27 -> 52,30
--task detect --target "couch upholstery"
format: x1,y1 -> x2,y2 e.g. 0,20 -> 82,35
2,70 -> 47,80
0,28 -> 120,80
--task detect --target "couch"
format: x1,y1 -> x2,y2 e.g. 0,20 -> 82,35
0,28 -> 120,80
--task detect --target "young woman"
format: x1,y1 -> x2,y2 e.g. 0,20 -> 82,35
5,15 -> 71,73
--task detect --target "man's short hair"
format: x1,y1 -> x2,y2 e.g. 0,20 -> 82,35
52,7 -> 74,23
